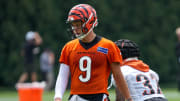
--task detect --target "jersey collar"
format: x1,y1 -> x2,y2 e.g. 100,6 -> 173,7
79,35 -> 102,50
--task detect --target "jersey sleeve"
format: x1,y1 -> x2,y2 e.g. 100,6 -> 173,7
107,43 -> 123,64
59,45 -> 69,65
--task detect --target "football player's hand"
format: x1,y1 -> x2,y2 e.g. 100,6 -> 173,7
54,98 -> 62,101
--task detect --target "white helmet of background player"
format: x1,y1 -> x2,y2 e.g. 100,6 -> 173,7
25,31 -> 35,41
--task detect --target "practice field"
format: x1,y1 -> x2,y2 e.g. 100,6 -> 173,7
0,88 -> 179,101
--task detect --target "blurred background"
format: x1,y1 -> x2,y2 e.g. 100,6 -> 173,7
0,0 -> 179,91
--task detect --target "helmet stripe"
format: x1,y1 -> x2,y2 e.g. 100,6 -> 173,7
69,13 -> 82,19
88,7 -> 96,21
72,9 -> 86,20
78,6 -> 89,18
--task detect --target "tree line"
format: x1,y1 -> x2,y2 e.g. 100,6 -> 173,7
0,0 -> 180,86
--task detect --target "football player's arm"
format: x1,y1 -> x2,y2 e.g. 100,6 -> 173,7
115,87 -> 125,101
54,63 -> 70,101
49,52 -> 55,65
34,32 -> 42,45
111,62 -> 133,101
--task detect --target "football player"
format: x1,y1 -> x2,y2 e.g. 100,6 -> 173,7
18,31 -> 42,83
112,39 -> 167,101
54,4 -> 132,101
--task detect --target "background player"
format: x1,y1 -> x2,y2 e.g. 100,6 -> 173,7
54,4 -> 132,101
40,48 -> 55,91
18,31 -> 42,83
112,39 -> 167,101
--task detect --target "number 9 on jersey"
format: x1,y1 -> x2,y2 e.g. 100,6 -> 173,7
79,56 -> 92,82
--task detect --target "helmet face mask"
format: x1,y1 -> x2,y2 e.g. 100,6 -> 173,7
66,4 -> 98,40
67,20 -> 87,40
71,20 -> 83,35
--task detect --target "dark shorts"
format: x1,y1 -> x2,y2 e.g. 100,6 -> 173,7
145,97 -> 168,101
69,93 -> 110,101
24,63 -> 36,73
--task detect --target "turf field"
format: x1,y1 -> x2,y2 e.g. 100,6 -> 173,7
0,88 -> 179,101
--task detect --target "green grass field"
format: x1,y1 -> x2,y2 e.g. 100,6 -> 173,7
0,87 -> 179,101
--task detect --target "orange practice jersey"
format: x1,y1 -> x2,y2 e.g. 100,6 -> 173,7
59,36 -> 122,95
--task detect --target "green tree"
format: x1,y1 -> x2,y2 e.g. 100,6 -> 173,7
0,0 -> 180,86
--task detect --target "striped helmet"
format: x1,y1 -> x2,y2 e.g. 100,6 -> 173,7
67,4 -> 98,39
